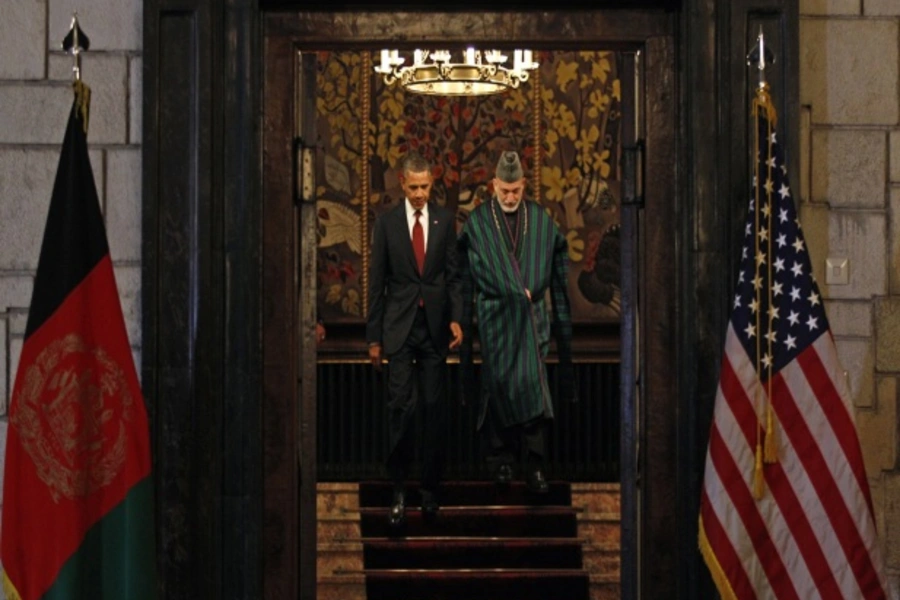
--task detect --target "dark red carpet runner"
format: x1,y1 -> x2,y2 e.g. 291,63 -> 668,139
358,480 -> 590,600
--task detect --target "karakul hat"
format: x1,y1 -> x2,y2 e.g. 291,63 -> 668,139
495,151 -> 524,182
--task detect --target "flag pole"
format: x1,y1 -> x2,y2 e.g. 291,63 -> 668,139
747,28 -> 781,498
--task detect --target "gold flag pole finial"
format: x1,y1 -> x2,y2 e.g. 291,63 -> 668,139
62,12 -> 90,82
62,13 -> 91,132
747,26 -> 775,90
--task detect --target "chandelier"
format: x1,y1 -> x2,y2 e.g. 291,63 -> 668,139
374,48 -> 539,96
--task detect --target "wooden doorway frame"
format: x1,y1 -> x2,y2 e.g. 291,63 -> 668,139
142,1 -> 798,598
262,10 -> 676,600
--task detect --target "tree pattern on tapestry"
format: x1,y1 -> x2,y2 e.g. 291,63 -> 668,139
315,49 -> 623,325
315,51 -> 364,321
538,51 -> 622,322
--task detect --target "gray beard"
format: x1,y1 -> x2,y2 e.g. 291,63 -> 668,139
496,196 -> 522,214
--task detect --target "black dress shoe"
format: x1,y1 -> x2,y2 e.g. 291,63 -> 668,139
495,463 -> 514,486
420,489 -> 439,522
388,490 -> 406,527
526,469 -> 549,494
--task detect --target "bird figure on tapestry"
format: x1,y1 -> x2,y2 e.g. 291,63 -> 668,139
577,223 -> 621,313
317,199 -> 362,254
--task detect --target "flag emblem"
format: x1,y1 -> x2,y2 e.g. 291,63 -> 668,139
11,333 -> 137,502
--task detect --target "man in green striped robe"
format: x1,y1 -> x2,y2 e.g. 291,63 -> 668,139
458,151 -> 576,494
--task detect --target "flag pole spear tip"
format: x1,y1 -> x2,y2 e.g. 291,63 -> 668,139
61,12 -> 91,82
746,26 -> 775,90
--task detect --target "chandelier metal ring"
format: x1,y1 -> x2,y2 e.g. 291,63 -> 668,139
374,48 -> 538,96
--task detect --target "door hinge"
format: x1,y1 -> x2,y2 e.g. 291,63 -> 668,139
294,138 -> 316,203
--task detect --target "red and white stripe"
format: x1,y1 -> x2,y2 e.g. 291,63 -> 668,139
700,323 -> 890,600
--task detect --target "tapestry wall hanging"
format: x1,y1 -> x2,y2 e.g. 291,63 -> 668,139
314,50 -> 623,325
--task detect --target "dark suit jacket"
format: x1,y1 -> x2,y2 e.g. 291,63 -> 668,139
366,201 -> 462,356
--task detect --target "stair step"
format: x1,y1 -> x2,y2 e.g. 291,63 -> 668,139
363,568 -> 590,600
362,536 -> 584,569
359,479 -> 571,507
359,506 -> 579,538
357,481 -> 594,599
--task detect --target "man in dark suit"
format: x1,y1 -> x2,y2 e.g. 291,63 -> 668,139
366,152 -> 463,527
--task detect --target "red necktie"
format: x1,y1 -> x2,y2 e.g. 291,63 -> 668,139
412,210 -> 425,274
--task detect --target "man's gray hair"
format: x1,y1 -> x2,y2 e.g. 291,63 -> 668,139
495,150 -> 524,183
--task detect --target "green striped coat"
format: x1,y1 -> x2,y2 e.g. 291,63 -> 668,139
458,198 -> 573,429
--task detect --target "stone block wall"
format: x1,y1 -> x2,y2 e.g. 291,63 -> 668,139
0,0 -> 142,590
800,0 -> 900,593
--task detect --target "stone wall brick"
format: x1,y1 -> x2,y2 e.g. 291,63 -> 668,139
0,0 -> 46,80
824,211 -> 887,300
876,297 -> 900,372
869,477 -> 886,559
0,147 -> 104,270
856,377 -> 897,477
49,53 -> 128,145
800,18 -> 899,125
889,576 -> 900,600
811,129 -> 886,208
826,300 -> 871,337
800,0 -> 860,15
0,421 -> 6,514
114,265 -> 142,348
892,131 -> 900,183
0,83 -> 74,144
0,148 -> 58,270
798,202 -> 830,295
129,56 -> 142,144
836,338 -> 874,407
8,323 -> 24,411
891,188 -> 900,295
885,472 -> 900,570
49,0 -> 142,52
0,275 -> 34,311
799,105 -> 813,203
107,148 -> 142,262
0,317 -> 6,414
865,0 -> 900,16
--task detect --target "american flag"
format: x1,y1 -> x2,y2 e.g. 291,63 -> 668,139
698,85 -> 891,599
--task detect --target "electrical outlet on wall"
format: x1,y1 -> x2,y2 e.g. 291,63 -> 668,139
825,257 -> 849,285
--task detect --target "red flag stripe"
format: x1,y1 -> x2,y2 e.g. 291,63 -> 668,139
801,335 -> 876,516
717,332 -> 764,446
700,489 -> 755,600
707,420 -> 801,599
776,347 -> 888,597
717,327 -> 843,598
772,369 -> 882,598
760,458 -> 843,597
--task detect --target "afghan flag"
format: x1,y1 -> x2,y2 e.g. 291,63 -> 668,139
1,80 -> 157,600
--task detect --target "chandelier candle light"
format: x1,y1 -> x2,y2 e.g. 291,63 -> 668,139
374,48 -> 539,96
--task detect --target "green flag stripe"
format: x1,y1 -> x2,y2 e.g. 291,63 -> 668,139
41,477 -> 157,600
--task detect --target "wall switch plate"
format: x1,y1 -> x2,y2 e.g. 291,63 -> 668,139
825,257 -> 849,285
